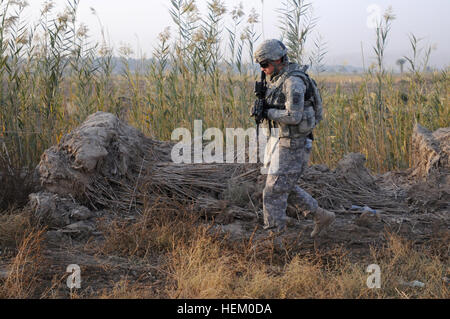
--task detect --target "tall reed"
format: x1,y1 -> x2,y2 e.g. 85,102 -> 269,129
0,1 -> 448,175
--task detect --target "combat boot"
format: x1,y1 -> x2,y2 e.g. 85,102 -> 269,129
311,207 -> 335,238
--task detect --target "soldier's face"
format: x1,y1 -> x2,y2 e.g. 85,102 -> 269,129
260,59 -> 283,75
260,61 -> 275,75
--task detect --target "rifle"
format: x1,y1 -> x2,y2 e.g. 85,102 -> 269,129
251,71 -> 269,138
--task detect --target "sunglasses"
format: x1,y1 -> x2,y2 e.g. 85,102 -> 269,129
259,61 -> 270,68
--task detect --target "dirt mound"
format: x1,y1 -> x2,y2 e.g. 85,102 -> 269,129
37,112 -> 172,208
410,124 -> 449,182
406,124 -> 450,213
335,153 -> 378,188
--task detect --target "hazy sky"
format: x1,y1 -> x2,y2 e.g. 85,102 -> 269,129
26,0 -> 450,68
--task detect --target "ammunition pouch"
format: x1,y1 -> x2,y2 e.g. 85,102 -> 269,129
279,105 -> 315,138
297,105 -> 316,134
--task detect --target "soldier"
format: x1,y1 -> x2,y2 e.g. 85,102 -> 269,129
254,39 -> 335,238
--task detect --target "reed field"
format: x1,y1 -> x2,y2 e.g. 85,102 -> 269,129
0,0 -> 448,299
0,0 -> 447,172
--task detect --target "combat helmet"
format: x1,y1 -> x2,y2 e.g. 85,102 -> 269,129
254,39 -> 288,63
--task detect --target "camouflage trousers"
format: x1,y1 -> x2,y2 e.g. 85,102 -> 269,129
263,173 -> 318,230
262,137 -> 318,230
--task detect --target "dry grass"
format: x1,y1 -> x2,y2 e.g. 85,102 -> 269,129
373,233 -> 449,298
90,200 -> 449,299
0,209 -> 33,249
166,228 -> 239,298
99,200 -> 201,257
162,224 -> 448,299
0,206 -> 47,299
0,228 -> 46,299
0,199 -> 446,299
96,279 -> 156,299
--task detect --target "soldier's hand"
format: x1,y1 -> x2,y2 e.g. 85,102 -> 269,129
251,104 -> 256,117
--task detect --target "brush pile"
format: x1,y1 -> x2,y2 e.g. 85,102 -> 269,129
28,112 -> 449,238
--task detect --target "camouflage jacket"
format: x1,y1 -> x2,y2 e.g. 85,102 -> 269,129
262,63 -> 322,139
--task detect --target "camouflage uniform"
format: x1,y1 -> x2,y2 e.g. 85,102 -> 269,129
255,40 -> 322,231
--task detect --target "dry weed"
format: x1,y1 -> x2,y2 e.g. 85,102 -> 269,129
97,279 -> 156,299
99,200 -> 201,257
160,226 -> 448,299
166,227 -> 238,298
0,228 -> 46,298
0,209 -> 33,249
